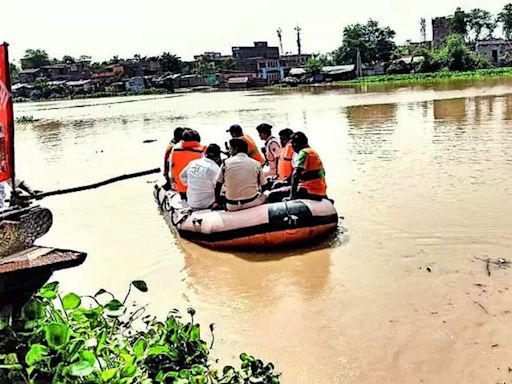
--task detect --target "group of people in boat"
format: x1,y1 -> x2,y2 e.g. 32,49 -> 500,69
163,123 -> 328,212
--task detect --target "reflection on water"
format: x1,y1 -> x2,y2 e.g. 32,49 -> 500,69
13,81 -> 512,383
345,104 -> 397,161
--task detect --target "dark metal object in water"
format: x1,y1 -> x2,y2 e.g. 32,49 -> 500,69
0,246 -> 86,307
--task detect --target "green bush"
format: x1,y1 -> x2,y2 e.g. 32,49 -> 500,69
0,281 -> 280,384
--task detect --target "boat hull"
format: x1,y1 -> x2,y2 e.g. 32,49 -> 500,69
154,182 -> 339,250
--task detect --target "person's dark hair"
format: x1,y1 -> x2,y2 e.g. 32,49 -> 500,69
205,144 -> 221,159
173,127 -> 184,142
279,128 -> 294,140
291,131 -> 308,148
256,123 -> 272,135
229,138 -> 249,154
182,129 -> 201,142
228,124 -> 243,136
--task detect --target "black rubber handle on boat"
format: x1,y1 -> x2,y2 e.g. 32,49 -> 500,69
34,167 -> 161,199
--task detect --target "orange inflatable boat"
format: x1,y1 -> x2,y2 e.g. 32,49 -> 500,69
154,182 -> 339,250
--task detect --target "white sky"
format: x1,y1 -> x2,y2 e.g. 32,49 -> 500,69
1,0 -> 509,63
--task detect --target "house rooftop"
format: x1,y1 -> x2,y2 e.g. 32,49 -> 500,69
20,68 -> 41,74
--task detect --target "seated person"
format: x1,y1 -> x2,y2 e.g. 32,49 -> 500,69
267,131 -> 327,202
226,124 -> 265,165
163,127 -> 184,189
277,128 -> 294,183
214,138 -> 267,212
169,129 -> 205,200
288,131 -> 328,201
180,144 -> 221,210
256,123 -> 281,178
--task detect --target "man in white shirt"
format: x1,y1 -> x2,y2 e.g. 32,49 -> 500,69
256,123 -> 282,178
179,144 -> 221,210
214,138 -> 268,212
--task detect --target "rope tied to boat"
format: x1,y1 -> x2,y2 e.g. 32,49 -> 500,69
282,201 -> 299,226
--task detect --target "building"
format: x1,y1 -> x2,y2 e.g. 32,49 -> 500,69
230,42 -> 285,82
432,17 -> 454,48
18,68 -> 41,83
475,39 -> 512,64
125,77 -> 145,92
232,41 -> 279,61
38,61 -> 92,81
288,65 -> 356,82
92,64 -> 126,79
193,52 -> 232,63
257,58 -> 286,82
281,53 -> 312,68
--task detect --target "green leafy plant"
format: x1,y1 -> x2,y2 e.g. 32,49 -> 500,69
0,281 -> 280,384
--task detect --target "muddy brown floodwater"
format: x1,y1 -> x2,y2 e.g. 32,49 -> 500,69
13,79 -> 512,383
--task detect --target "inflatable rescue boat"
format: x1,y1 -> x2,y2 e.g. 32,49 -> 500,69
154,182 -> 339,250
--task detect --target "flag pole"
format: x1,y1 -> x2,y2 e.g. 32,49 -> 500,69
1,43 -> 16,202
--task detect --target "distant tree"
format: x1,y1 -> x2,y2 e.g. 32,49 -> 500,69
91,62 -> 107,71
498,3 -> 512,39
449,7 -> 468,38
420,18 -> 427,42
333,19 -> 396,65
9,62 -> 20,82
304,54 -> 333,74
193,61 -> 216,75
216,57 -> 236,71
78,55 -> 92,62
108,55 -> 121,65
160,52 -> 182,73
467,8 -> 495,41
62,55 -> 76,64
21,49 -> 50,69
436,34 -> 491,70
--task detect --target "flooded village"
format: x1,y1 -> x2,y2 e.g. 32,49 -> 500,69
2,2 -> 512,384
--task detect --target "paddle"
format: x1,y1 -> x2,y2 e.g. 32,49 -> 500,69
33,167 -> 161,200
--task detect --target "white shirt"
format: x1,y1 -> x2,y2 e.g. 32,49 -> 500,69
180,157 -> 220,209
264,136 -> 282,176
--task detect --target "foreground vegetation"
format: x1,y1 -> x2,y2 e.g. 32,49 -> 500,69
0,281 -> 279,384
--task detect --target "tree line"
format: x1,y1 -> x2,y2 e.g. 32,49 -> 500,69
304,3 -> 512,74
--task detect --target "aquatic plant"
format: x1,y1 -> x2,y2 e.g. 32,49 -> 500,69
341,66 -> 512,85
0,281 -> 279,384
15,116 -> 39,124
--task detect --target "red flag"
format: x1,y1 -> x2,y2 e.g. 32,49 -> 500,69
0,43 -> 14,183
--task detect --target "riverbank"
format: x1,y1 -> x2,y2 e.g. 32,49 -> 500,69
271,66 -> 512,91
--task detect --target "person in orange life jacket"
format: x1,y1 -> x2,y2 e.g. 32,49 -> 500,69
287,131 -> 328,201
265,128 -> 296,203
163,127 -> 184,189
214,138 -> 268,212
169,129 -> 205,200
277,128 -> 294,182
256,123 -> 282,178
226,124 -> 265,165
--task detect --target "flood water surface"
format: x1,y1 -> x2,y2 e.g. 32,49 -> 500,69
14,80 -> 512,383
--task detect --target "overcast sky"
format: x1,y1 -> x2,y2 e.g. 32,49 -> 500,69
1,0 -> 509,63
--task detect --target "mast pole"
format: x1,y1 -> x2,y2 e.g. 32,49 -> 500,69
2,43 -> 15,195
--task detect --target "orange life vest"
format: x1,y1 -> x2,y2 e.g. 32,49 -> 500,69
170,141 -> 206,192
240,134 -> 265,164
164,141 -> 177,176
278,141 -> 294,181
297,148 -> 327,196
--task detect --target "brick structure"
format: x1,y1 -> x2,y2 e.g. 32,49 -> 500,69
432,17 -> 453,47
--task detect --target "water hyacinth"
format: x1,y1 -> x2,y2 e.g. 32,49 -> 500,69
0,281 -> 280,384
